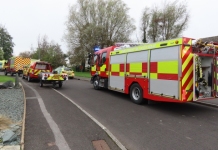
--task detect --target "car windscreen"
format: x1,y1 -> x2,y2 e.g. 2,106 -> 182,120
35,64 -> 47,69
64,67 -> 71,71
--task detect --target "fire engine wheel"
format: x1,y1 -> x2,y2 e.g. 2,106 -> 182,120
93,76 -> 100,90
40,80 -> 43,87
130,83 -> 143,104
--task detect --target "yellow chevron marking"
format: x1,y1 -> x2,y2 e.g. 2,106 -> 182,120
182,66 -> 193,86
187,92 -> 193,101
186,77 -> 193,90
182,40 -> 192,57
182,53 -> 193,72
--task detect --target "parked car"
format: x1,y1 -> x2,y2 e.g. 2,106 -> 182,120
54,66 -> 75,79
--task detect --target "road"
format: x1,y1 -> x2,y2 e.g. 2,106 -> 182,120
21,77 -> 218,150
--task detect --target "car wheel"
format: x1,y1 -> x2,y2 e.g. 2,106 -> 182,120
27,75 -> 31,82
52,82 -> 56,88
130,83 -> 143,104
59,81 -> 62,88
40,80 -> 43,87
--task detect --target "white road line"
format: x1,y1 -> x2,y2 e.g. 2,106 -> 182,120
53,88 -> 127,150
26,97 -> 37,99
22,81 -> 71,150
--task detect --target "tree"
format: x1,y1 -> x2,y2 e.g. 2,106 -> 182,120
0,25 -> 14,60
19,51 -> 33,58
64,0 -> 136,69
141,0 -> 189,42
31,35 -> 67,69
141,7 -> 150,43
0,48 -> 4,60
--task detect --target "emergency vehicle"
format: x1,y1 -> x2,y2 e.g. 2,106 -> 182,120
22,61 -> 52,82
88,37 -> 218,104
22,60 -> 68,88
0,60 -> 6,71
4,57 -> 31,76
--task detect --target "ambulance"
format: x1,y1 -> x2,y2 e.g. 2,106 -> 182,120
88,37 -> 218,104
4,57 -> 31,76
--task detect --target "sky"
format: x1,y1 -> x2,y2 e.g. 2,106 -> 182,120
1,0 -> 218,56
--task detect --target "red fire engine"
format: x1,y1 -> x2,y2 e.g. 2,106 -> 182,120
88,37 -> 218,104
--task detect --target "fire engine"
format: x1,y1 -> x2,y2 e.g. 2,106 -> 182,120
88,37 -> 218,104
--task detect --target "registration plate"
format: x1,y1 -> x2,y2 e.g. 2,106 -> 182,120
52,74 -> 59,80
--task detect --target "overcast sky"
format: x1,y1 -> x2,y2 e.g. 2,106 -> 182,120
1,0 -> 218,56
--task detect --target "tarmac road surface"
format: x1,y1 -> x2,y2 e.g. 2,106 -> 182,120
18,76 -> 218,150
56,78 -> 218,150
21,79 -> 121,150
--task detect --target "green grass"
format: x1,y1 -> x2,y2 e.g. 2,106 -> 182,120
0,75 -> 15,82
74,71 -> 91,78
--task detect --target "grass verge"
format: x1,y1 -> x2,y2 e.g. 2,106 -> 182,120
74,72 -> 91,78
0,75 -> 15,82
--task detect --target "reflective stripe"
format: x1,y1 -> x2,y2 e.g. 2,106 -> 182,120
158,61 -> 178,74
130,63 -> 142,72
150,73 -> 157,79
91,65 -> 96,71
110,38 -> 183,55
100,64 -> 106,71
111,64 -> 119,72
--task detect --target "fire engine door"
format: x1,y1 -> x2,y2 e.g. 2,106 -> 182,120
109,54 -> 126,91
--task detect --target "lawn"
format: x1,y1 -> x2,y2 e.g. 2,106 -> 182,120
74,72 -> 91,78
0,75 -> 15,82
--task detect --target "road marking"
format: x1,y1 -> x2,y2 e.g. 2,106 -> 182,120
21,81 -> 71,150
53,88 -> 127,150
26,97 -> 37,99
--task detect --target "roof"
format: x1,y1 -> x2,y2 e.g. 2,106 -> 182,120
200,36 -> 218,42
35,61 -> 50,64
